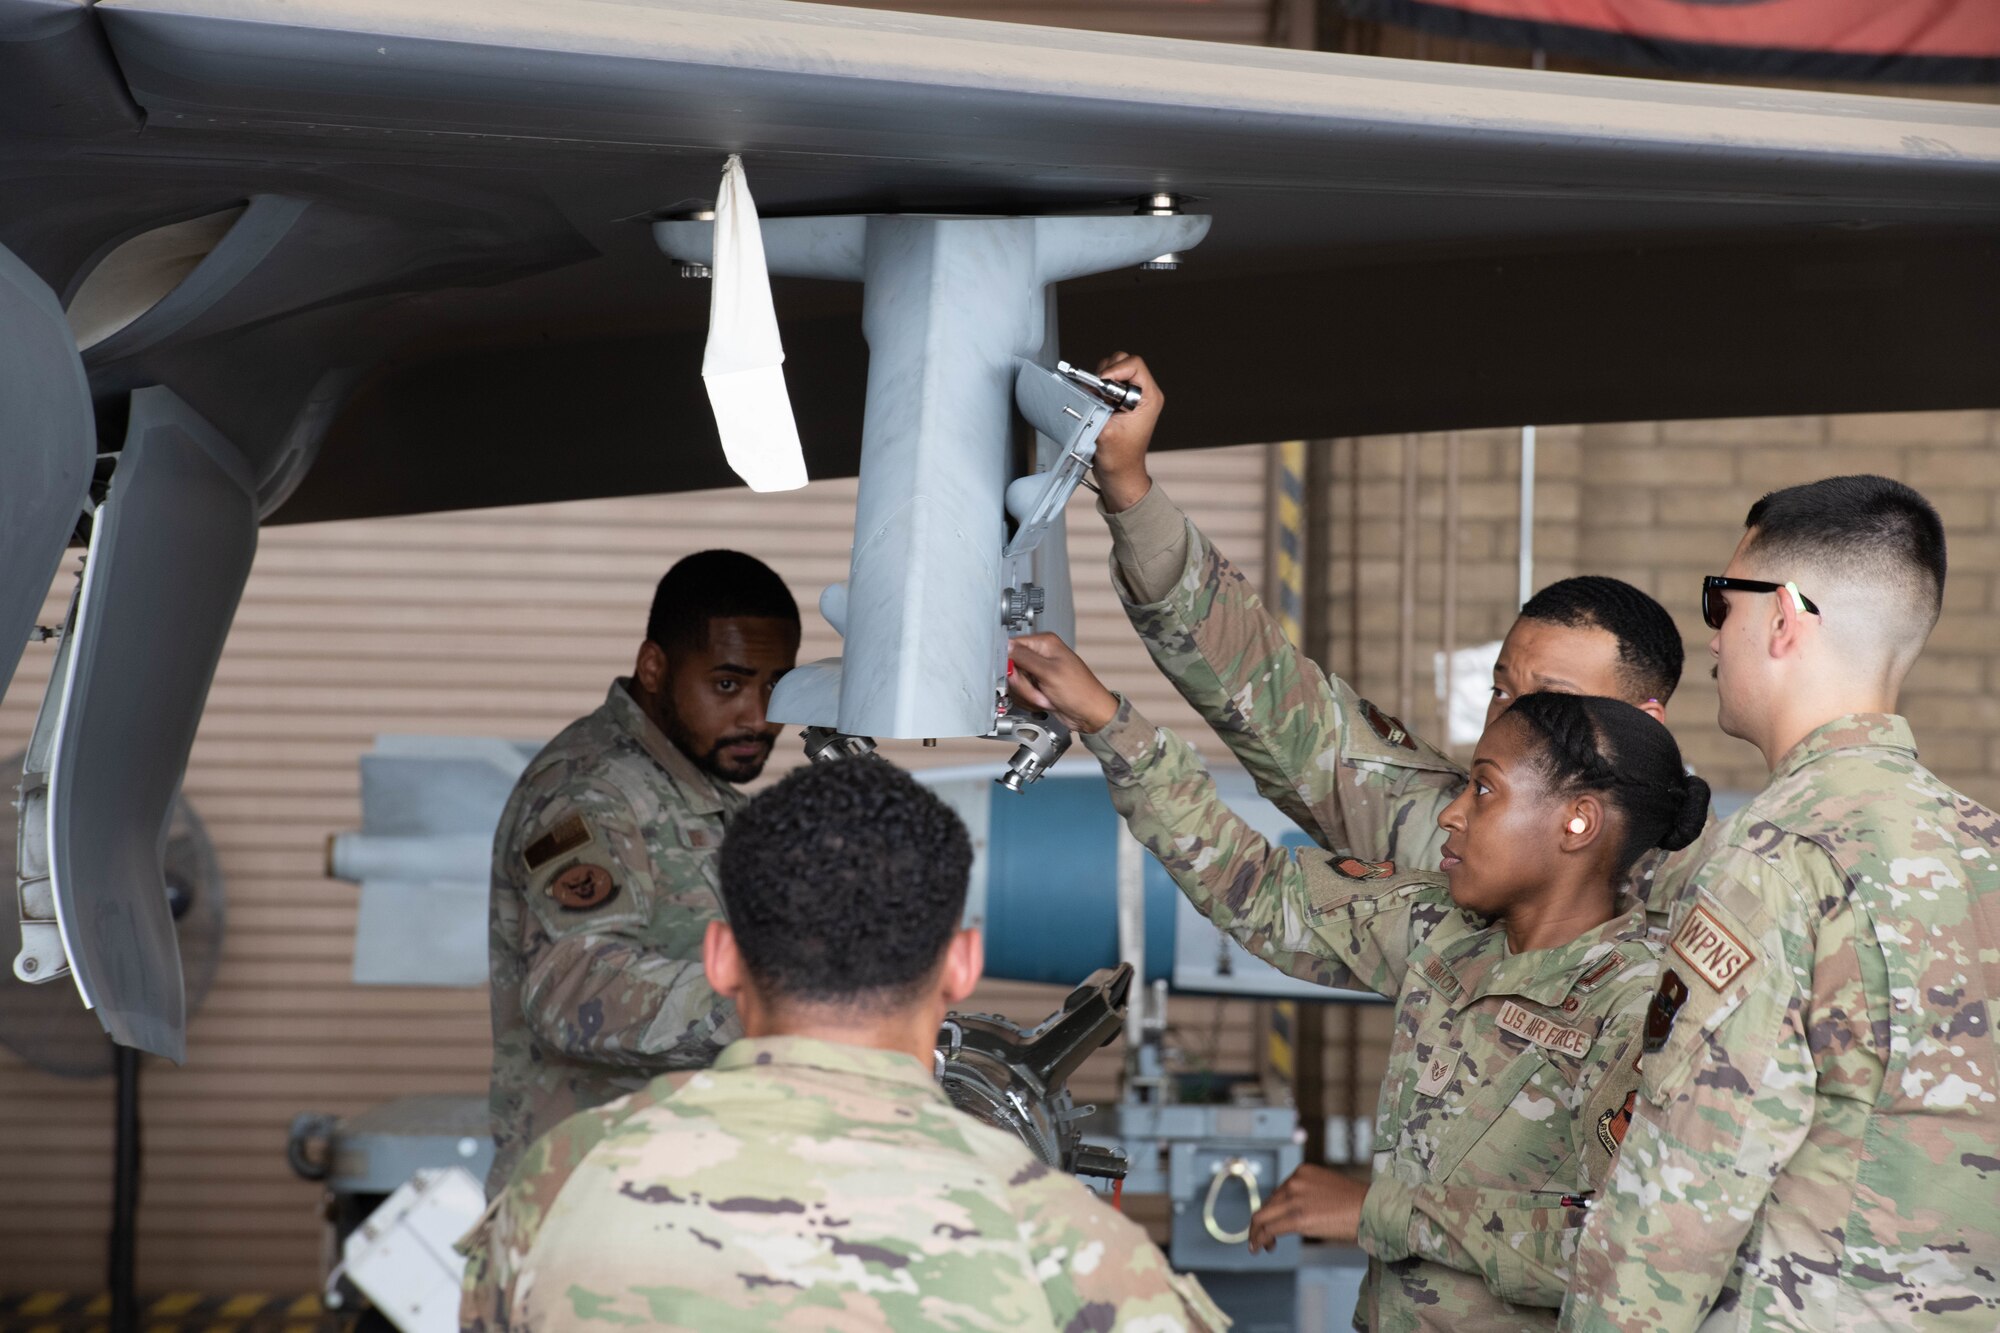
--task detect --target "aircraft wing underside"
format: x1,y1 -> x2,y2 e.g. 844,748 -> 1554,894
1,0 -> 1996,525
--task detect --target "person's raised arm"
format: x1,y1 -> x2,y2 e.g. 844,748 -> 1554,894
1087,354 -> 1463,865
1010,634 -> 1448,997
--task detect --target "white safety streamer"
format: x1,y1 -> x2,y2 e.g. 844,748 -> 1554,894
700,154 -> 807,492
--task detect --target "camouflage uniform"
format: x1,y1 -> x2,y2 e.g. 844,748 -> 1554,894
461,1035 -> 1229,1332
1082,697 -> 1660,1331
1562,714 -> 2000,1332
1101,483 -> 1690,921
486,680 -> 744,1195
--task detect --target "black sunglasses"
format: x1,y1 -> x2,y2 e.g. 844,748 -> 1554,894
1702,576 -> 1820,631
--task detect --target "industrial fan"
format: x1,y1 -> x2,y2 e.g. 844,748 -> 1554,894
1,750 -> 226,1330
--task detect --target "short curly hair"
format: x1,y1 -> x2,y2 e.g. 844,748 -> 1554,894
646,549 -> 798,657
1519,576 -> 1685,704
718,757 -> 972,1008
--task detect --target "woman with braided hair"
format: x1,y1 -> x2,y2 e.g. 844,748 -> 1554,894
1007,633 -> 1711,1332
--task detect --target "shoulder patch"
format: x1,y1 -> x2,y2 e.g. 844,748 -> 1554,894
1670,903 -> 1755,992
1357,699 -> 1416,750
1596,1091 -> 1636,1156
1495,1000 -> 1592,1058
547,863 -> 619,912
524,814 -> 593,872
1642,970 -> 1689,1054
1331,856 -> 1397,881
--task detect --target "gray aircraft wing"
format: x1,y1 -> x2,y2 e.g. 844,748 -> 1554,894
3,0 -> 1996,525
4,0 -> 1999,1060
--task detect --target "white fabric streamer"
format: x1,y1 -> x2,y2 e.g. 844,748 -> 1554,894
701,154 -> 808,492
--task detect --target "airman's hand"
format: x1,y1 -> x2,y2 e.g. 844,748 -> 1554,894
1007,633 -> 1119,734
1247,1163 -> 1369,1253
1090,351 -> 1162,513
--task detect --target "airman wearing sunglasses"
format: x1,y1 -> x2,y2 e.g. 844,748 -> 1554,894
1083,354 -> 1703,928
1564,475 -> 2000,1332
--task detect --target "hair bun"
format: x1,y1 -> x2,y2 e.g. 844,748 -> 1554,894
1659,774 -> 1712,852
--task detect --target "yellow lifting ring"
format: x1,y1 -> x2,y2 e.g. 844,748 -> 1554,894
1201,1156 -> 1262,1245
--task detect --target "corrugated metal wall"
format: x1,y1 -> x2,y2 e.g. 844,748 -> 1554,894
0,446 -> 1302,1292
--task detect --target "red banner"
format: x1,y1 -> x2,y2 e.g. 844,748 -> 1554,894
1345,0 -> 2000,82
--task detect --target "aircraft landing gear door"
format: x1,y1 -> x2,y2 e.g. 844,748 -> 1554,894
0,244 -> 93,716
37,388 -> 260,1063
3,242 -> 95,1023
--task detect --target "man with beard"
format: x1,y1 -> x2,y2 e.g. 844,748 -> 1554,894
482,549 -> 800,1194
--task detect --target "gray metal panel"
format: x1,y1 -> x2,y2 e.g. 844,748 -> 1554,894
48,386 -> 258,1061
327,1093 -> 493,1195
1168,1137 -> 1304,1271
0,242 -> 92,712
351,880 -> 489,987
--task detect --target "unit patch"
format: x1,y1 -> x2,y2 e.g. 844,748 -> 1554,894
1495,1001 -> 1592,1058
548,863 -> 618,912
1596,1091 -> 1636,1156
1671,903 -> 1755,992
1357,699 -> 1416,750
524,814 -> 592,871
1331,856 -> 1397,881
1416,1049 -> 1461,1098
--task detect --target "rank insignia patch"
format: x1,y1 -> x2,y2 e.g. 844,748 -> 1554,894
524,814 -> 592,872
1357,699 -> 1416,750
548,863 -> 618,912
1575,950 -> 1625,992
1416,1049 -> 1461,1098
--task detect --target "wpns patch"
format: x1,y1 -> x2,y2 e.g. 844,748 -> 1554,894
1332,856 -> 1397,881
1671,903 -> 1755,992
548,863 -> 618,912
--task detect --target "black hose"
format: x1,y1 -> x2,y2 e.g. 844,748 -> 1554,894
109,1045 -> 140,1333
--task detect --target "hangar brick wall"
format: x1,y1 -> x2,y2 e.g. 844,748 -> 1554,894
1322,410 -> 2000,813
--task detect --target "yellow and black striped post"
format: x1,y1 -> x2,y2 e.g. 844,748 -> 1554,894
1263,440 -> 1321,1146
